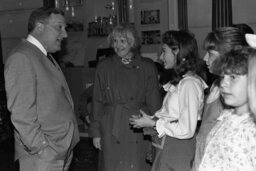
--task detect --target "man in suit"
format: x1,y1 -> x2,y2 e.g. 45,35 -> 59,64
4,7 -> 80,171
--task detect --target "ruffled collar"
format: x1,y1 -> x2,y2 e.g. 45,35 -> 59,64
218,109 -> 252,126
183,73 -> 208,89
162,73 -> 208,92
162,82 -> 176,92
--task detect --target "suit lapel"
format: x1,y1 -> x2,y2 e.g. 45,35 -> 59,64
23,40 -> 74,108
48,57 -> 74,108
53,62 -> 74,109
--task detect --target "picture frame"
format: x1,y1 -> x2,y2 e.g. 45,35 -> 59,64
66,21 -> 84,32
62,0 -> 83,7
141,9 -> 160,25
87,16 -> 117,37
142,30 -> 161,45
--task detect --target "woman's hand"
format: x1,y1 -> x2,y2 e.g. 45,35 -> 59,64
129,110 -> 156,128
93,137 -> 101,150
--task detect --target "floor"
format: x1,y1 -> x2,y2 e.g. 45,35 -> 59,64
0,137 -> 98,171
70,137 -> 98,171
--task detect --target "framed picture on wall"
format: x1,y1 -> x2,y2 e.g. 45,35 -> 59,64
141,9 -> 160,25
62,0 -> 83,7
142,30 -> 161,45
66,21 -> 84,32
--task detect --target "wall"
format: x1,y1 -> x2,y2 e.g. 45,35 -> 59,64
82,0 -> 256,65
0,0 -> 43,62
1,0 -> 256,135
134,0 -> 169,57
188,0 -> 256,58
0,0 -> 110,66
63,0 -> 118,67
187,0 -> 212,57
60,1 -> 87,66
82,0 -> 170,66
232,0 -> 256,29
1,0 -> 256,64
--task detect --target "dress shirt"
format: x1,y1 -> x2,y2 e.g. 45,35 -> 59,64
155,74 -> 207,139
26,35 -> 47,55
27,35 -> 60,70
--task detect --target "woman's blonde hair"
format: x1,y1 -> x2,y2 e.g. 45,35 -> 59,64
248,48 -> 256,118
107,23 -> 141,55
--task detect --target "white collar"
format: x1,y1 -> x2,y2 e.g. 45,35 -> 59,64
162,82 -> 176,92
26,35 -> 47,56
183,73 -> 208,89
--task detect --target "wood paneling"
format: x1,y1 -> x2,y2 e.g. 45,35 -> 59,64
0,0 -> 42,11
0,0 -> 43,61
0,10 -> 31,38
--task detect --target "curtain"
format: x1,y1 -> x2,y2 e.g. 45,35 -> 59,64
0,31 -> 2,65
0,30 -> 13,150
43,0 -> 56,8
117,0 -> 129,24
178,0 -> 188,30
212,0 -> 233,30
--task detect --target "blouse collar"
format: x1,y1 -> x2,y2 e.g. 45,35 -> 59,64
162,82 -> 176,92
183,73 -> 208,89
218,109 -> 252,126
113,54 -> 141,69
162,73 -> 208,92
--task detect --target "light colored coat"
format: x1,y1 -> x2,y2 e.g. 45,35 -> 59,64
4,39 -> 79,162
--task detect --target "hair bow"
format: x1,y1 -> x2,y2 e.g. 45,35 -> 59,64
246,33 -> 256,49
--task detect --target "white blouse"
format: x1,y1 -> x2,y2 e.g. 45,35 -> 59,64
199,109 -> 256,171
155,74 -> 207,139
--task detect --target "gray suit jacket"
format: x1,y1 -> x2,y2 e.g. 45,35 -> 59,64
4,39 -> 80,161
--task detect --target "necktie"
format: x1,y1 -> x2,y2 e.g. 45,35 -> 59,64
47,53 -> 56,66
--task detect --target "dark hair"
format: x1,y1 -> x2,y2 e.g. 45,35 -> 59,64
204,27 -> 248,55
233,23 -> 254,34
220,48 -> 250,76
28,7 -> 65,33
107,23 -> 141,55
162,30 -> 204,85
